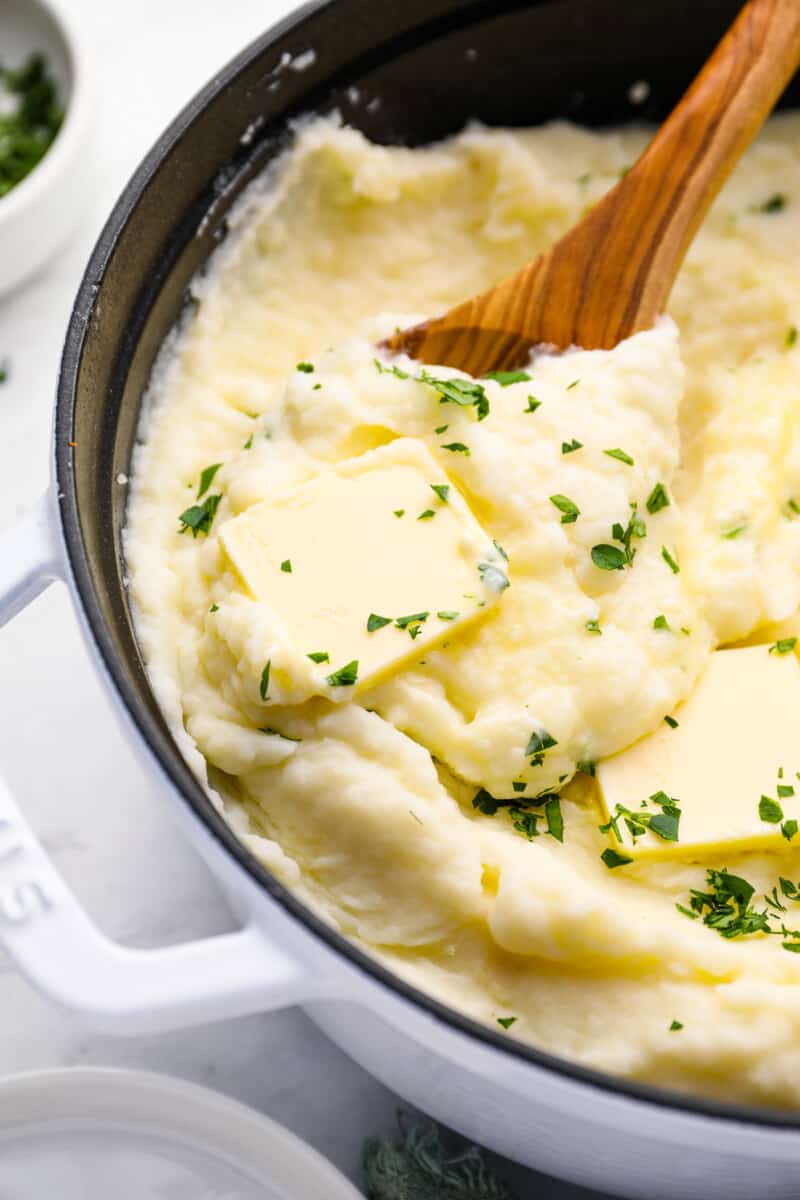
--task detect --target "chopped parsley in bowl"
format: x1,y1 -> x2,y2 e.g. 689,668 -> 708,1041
0,53 -> 63,199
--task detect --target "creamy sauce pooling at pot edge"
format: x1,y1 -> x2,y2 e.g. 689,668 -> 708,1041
127,117 -> 800,1107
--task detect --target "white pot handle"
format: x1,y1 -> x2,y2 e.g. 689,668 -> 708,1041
0,494 -> 331,1033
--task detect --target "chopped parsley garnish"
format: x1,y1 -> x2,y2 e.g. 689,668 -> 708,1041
602,848 -> 633,869
592,504 -> 646,571
604,447 -> 634,466
197,462 -> 222,497
243,435 -> 253,449
682,868 -> 770,939
0,55 -> 63,199
585,619 -> 602,634
326,660 -> 359,687
313,382 -> 321,390
669,1020 -> 684,1032
653,614 -> 670,631
209,604 -> 219,613
512,781 -> 528,793
769,637 -> 797,655
723,525 -> 746,539
601,791 -> 681,844
646,482 -> 670,514
393,509 -> 405,518
759,193 -> 787,213
661,545 -> 680,573
493,540 -> 509,561
787,326 -> 798,348
497,1016 -> 518,1030
395,612 -> 429,630
550,494 -> 580,524
367,613 -> 392,632
784,498 -> 800,519
525,396 -> 541,413
778,784 -> 795,798
437,610 -> 459,621
280,559 -> 292,573
591,544 -> 626,571
441,442 -> 470,455
484,370 -> 531,386
418,509 -> 436,521
577,760 -> 596,776
759,795 -> 784,824
566,379 -> 580,391
0,359 -> 9,383
545,795 -> 564,842
430,484 -> 450,503
783,819 -> 799,841
664,714 -> 679,728
526,728 -> 557,761
434,424 -> 449,434
296,361 -> 314,372
561,438 -> 583,454
259,661 -> 271,701
377,359 -> 491,422
472,788 -> 502,816
178,494 -> 222,538
307,651 -> 329,663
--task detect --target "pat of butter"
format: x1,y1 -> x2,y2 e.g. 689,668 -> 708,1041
219,439 -> 507,696
597,645 -> 800,861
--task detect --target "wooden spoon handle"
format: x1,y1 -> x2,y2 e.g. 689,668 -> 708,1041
389,0 -> 800,372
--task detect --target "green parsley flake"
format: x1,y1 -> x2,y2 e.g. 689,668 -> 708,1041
591,544 -> 626,571
437,610 -> 459,621
512,781 -> 527,793
602,848 -> 633,869
561,438 -> 583,454
417,509 -> 436,521
787,326 -> 798,348
197,463 -> 222,497
577,760 -> 596,776
653,614 -> 670,631
661,545 -> 680,573
778,783 -> 795,798
393,509 -> 405,518
434,424 -> 449,434
646,482 -> 670,514
280,559 -> 292,573
441,442 -> 470,455
478,561 -> 509,592
722,525 -> 746,540
497,1016 -> 518,1029
604,447 -> 634,466
484,370 -> 531,386
545,795 -> 564,842
296,361 -> 314,372
585,619 -> 602,634
395,612 -> 429,634
759,795 -> 784,824
681,868 -> 770,940
259,661 -> 271,701
525,396 -> 541,413
178,494 -> 221,538
566,379 -> 580,391
209,604 -> 219,613
243,435 -> 253,449
326,660 -> 359,687
430,484 -> 450,503
0,359 -> 8,383
770,637 -> 797,655
550,494 -> 580,524
0,56 -> 63,200
759,193 -> 787,213
367,614 -> 392,633
664,715 -> 679,729
307,651 -> 330,663
669,1020 -> 684,1032
526,728 -> 557,758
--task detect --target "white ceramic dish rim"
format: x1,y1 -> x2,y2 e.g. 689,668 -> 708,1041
0,0 -> 93,227
0,1065 -> 363,1198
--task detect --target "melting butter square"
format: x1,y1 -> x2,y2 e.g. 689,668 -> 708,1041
597,645 -> 800,860
219,439 -> 506,694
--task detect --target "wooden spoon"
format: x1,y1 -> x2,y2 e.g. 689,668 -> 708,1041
386,0 -> 800,375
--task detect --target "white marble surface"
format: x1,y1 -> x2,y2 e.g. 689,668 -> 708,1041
0,2 -> 611,1194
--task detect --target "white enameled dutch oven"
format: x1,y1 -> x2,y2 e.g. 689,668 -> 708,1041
1,2 -> 800,1196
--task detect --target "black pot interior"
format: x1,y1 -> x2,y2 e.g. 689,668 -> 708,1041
56,0 -> 800,1127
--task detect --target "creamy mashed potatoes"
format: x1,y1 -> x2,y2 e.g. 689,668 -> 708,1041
127,116 -> 800,1106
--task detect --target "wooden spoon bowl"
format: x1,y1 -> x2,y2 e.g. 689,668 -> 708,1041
386,0 -> 800,375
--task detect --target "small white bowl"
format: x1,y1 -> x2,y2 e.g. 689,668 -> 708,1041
0,0 -> 95,295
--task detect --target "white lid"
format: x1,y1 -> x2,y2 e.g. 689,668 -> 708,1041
0,1068 -> 363,1199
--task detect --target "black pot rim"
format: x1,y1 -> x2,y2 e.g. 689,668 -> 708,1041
53,0 -> 800,1135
